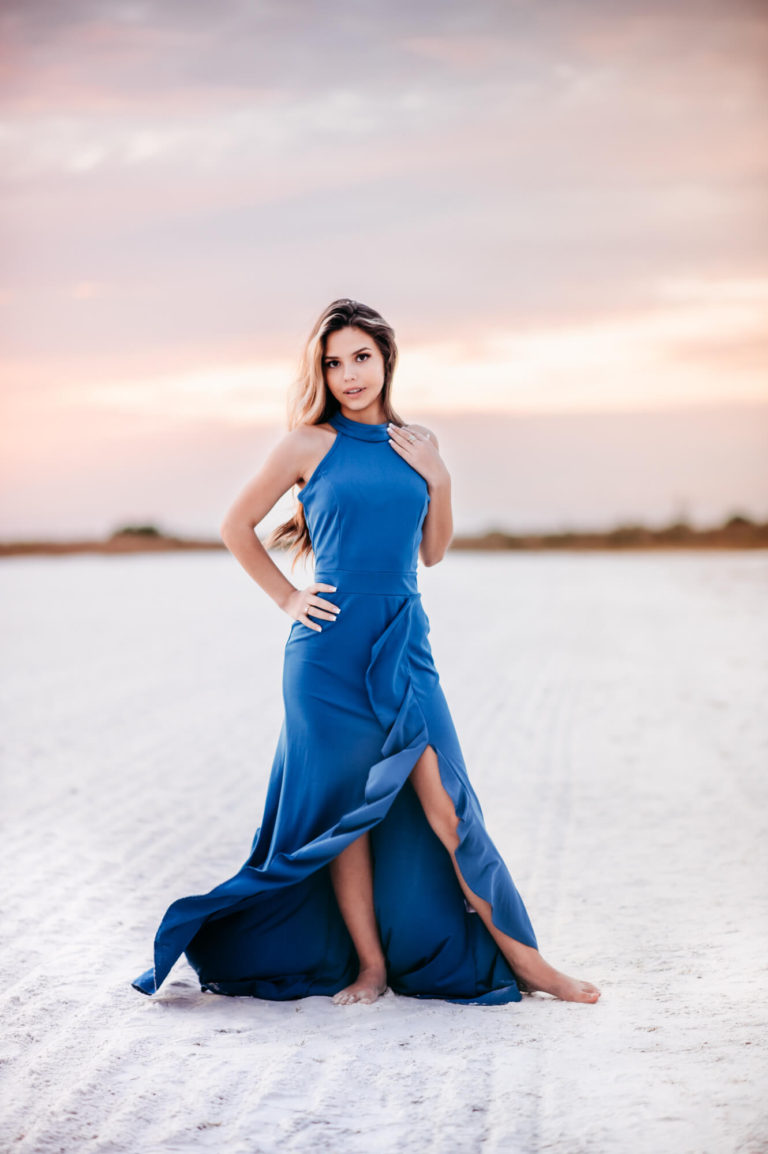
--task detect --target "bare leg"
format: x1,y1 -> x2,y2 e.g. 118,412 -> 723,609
409,745 -> 601,1004
328,832 -> 388,1005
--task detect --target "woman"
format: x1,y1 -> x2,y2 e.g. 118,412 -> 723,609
132,299 -> 600,1007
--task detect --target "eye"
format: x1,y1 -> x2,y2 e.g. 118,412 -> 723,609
325,359 -> 338,368
356,353 -> 369,362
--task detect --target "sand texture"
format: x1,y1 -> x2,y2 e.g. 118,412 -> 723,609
1,550 -> 766,1153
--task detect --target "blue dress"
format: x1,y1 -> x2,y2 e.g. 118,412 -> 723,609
132,409 -> 538,1004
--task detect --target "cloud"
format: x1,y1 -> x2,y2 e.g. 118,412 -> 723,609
0,0 -> 765,412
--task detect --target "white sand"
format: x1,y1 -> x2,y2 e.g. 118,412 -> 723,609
1,549 -> 766,1154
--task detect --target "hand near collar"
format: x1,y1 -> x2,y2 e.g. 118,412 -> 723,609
387,422 -> 449,489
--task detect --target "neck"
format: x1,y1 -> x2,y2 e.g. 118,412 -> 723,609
330,409 -> 391,441
338,405 -> 387,425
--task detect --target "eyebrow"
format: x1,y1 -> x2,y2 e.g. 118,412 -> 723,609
323,346 -> 372,361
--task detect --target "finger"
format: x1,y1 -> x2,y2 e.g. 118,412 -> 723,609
313,582 -> 338,592
300,598 -> 322,631
306,587 -> 340,613
389,426 -> 420,448
303,597 -> 338,623
307,608 -> 338,622
314,597 -> 341,613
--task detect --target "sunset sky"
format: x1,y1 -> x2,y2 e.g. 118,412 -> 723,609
1,0 -> 767,538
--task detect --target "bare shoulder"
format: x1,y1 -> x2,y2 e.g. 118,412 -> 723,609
270,421 -> 335,457
279,421 -> 338,485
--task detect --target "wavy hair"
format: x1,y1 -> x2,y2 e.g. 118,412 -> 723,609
265,299 -> 407,569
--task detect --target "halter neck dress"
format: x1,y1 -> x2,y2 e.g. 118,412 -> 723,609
132,408 -> 538,1004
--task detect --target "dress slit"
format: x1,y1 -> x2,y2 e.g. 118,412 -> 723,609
132,409 -> 539,1005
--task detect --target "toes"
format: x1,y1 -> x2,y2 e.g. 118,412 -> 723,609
333,982 -> 386,1005
333,987 -> 360,1005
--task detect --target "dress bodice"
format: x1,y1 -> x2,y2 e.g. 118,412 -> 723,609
296,410 -> 431,577
133,406 -> 538,1007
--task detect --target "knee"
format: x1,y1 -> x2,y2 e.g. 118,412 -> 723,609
427,804 -> 460,853
411,750 -> 461,852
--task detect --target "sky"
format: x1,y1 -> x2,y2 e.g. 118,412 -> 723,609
1,0 -> 767,538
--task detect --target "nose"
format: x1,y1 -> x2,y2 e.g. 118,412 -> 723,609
344,364 -> 356,381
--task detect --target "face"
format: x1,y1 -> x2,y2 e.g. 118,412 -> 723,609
323,325 -> 386,418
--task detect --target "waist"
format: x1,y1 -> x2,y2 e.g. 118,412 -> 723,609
312,568 -> 420,596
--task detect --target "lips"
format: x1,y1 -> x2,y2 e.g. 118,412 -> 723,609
344,387 -> 364,395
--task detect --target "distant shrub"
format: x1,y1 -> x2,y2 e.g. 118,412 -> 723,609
607,525 -> 654,546
109,524 -> 163,539
657,520 -> 694,541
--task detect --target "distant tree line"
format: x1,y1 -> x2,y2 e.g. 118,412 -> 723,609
1,513 -> 766,558
450,512 -> 768,550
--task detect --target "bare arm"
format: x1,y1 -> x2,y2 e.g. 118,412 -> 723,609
387,422 -> 453,567
417,428 -> 453,567
219,427 -> 339,628
420,472 -> 453,567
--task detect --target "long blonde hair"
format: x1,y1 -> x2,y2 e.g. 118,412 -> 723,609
265,298 -> 408,569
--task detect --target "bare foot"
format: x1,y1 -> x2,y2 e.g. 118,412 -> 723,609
514,956 -> 601,1003
332,964 -> 388,1005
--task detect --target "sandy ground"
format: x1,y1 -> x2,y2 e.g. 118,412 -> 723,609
1,549 -> 766,1154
